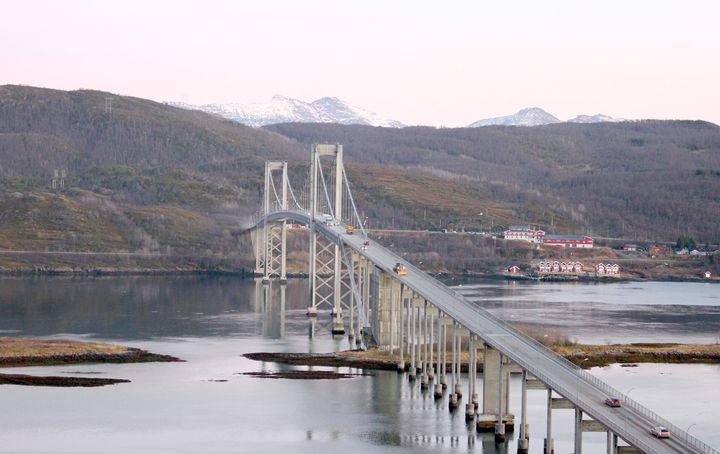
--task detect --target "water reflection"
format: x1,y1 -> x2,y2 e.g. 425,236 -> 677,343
455,279 -> 720,343
0,276 -> 718,451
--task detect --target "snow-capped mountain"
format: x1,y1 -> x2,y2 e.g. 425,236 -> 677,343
468,108 -> 624,127
568,114 -> 624,123
468,107 -> 561,127
169,95 -> 404,128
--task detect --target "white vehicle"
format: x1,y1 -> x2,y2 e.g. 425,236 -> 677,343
322,214 -> 336,225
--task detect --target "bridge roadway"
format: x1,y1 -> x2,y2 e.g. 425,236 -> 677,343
262,210 -> 716,454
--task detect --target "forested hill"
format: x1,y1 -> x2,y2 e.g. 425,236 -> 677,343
0,85 -> 309,263
266,121 -> 720,242
0,85 -> 303,177
0,85 -> 519,263
0,85 -> 717,269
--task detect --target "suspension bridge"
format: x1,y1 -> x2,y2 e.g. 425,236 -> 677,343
249,144 -> 718,454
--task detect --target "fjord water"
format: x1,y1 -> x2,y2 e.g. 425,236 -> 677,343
0,276 -> 718,453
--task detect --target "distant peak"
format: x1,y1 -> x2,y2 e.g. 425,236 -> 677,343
468,107 -> 560,127
171,95 -> 404,128
568,114 -> 624,124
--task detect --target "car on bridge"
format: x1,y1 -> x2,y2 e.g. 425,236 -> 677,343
393,263 -> 407,276
651,426 -> 671,438
604,397 -> 621,407
361,240 -> 370,251
346,225 -> 354,234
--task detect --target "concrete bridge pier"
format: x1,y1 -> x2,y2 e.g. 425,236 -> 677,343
348,263 -> 355,340
361,258 -> 371,345
433,311 -> 444,399
420,301 -> 430,389
607,431 -> 617,454
448,321 -> 459,410
453,327 -> 463,400
440,315 -> 449,389
396,281 -> 404,372
517,370 -> 529,453
478,345 -> 514,434
494,353 -> 506,442
330,241 -> 345,336
465,337 -> 476,421
414,296 -> 424,375
408,295 -> 417,381
544,389 -> 554,454
428,307 -> 435,380
574,408 -> 583,454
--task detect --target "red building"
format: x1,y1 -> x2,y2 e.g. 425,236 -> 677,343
536,261 -> 584,273
503,225 -> 545,243
506,265 -> 521,274
543,234 -> 594,249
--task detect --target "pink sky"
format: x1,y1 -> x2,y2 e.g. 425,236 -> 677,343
2,0 -> 719,126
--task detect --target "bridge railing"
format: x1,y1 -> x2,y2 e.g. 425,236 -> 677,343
446,284 -> 718,454
400,261 -> 717,453
509,350 -> 657,453
252,212 -> 718,454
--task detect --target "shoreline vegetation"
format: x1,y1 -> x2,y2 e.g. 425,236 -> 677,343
245,342 -> 720,372
0,265 -> 715,284
0,338 -> 182,387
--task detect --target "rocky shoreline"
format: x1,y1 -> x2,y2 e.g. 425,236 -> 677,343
245,343 -> 720,372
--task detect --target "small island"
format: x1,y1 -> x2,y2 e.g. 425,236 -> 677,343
245,342 -> 720,373
0,337 -> 181,387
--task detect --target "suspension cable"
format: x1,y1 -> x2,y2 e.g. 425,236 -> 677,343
317,155 -> 335,219
287,179 -> 303,211
342,166 -> 367,237
268,172 -> 282,209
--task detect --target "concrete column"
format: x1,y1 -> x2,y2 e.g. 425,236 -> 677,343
479,344 -> 501,432
494,352 -> 506,442
348,256 -> 356,340
279,283 -> 286,338
454,330 -> 463,399
397,282 -> 404,371
434,312 -> 443,399
574,408 -> 583,454
471,338 -> 479,412
438,315 -> 448,389
465,337 -> 475,420
545,388 -> 554,454
606,431 -> 613,454
428,308 -> 435,380
409,296 -> 417,381
279,162 -> 288,283
518,370 -> 529,453
262,162 -> 271,282
420,302 -> 429,389
307,150 -> 318,316
362,260 -> 370,325
331,243 -> 344,335
448,322 -> 459,409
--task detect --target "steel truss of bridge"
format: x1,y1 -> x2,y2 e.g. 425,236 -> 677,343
248,144 -> 717,454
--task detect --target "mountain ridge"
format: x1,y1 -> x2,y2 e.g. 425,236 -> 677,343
468,107 -> 624,127
170,95 -> 405,128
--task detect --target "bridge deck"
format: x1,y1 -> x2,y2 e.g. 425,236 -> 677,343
260,210 -> 717,454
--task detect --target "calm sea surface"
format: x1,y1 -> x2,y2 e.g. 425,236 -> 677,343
0,276 -> 717,453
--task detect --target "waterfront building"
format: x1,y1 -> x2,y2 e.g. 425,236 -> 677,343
543,234 -> 594,248
503,225 -> 545,243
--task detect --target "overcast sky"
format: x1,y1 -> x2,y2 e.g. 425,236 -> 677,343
3,0 -> 719,126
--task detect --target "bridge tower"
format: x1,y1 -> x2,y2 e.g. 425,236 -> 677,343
307,144 -> 347,335
255,161 -> 289,282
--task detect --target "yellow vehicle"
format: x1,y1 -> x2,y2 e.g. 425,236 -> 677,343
393,262 -> 407,276
346,225 -> 354,234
